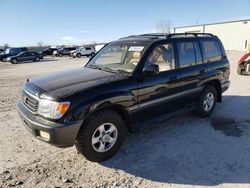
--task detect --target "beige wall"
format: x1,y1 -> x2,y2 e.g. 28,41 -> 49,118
174,20 -> 250,51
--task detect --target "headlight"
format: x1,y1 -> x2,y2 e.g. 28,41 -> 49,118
38,99 -> 70,119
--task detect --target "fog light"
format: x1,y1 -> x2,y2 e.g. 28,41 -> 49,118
39,131 -> 50,141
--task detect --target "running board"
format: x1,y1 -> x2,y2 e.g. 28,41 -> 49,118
132,103 -> 196,133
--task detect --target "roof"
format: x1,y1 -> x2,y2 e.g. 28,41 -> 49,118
174,18 -> 250,29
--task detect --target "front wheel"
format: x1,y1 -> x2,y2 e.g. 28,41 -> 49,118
75,110 -> 126,162
90,52 -> 95,58
194,85 -> 217,117
77,53 -> 81,58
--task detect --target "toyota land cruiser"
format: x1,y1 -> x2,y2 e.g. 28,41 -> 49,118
17,33 -> 230,162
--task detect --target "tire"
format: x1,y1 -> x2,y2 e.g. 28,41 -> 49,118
75,110 -> 126,162
194,85 -> 217,117
90,52 -> 95,58
59,53 -> 63,57
11,59 -> 18,64
35,57 -> 40,62
237,66 -> 243,75
77,53 -> 81,58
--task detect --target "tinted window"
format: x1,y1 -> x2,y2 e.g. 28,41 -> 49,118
86,47 -> 91,50
200,39 -> 222,63
177,41 -> 196,68
145,43 -> 175,72
9,48 -> 19,54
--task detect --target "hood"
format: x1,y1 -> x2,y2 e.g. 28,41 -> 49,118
30,67 -> 126,98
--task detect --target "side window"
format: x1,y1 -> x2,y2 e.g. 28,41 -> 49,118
200,39 -> 222,63
177,41 -> 196,68
86,47 -> 91,50
145,43 -> 175,72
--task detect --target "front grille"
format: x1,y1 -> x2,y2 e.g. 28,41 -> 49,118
22,90 -> 39,113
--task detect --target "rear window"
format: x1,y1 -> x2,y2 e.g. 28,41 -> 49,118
200,39 -> 222,63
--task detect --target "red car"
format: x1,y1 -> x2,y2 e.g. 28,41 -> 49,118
238,52 -> 250,75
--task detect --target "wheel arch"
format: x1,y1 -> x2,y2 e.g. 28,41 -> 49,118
77,103 -> 135,137
204,79 -> 222,102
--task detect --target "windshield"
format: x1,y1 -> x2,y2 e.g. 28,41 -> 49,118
86,43 -> 148,74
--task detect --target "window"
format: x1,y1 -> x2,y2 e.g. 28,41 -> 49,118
177,41 -> 196,68
200,39 -> 222,63
86,47 -> 91,50
145,43 -> 174,72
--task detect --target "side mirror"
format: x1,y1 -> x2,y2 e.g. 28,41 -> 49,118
142,64 -> 159,76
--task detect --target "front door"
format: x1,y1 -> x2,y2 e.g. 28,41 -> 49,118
136,42 -> 182,122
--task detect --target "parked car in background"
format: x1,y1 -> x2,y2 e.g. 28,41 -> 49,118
0,49 -> 4,54
55,47 -> 76,57
70,47 -> 96,58
6,51 -> 43,64
237,52 -> 250,75
40,47 -> 58,56
0,47 -> 28,61
17,33 -> 230,162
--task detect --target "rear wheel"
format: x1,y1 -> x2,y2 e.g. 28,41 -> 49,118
195,85 -> 217,117
11,59 -> 18,64
75,110 -> 126,162
90,52 -> 95,58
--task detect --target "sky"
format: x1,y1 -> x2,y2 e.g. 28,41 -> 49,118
0,0 -> 249,47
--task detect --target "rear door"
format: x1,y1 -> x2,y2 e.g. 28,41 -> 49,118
174,38 -> 204,104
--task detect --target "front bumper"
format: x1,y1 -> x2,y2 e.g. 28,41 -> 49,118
17,99 -> 82,147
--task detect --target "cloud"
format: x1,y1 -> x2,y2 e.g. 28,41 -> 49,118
61,36 -> 74,41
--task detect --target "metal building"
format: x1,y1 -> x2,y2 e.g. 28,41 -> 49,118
174,19 -> 250,51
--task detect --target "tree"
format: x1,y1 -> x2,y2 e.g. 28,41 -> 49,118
155,19 -> 172,34
4,43 -> 9,49
37,41 -> 44,47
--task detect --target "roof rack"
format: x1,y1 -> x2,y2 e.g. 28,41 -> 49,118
167,32 -> 216,39
119,32 -> 216,40
119,33 -> 166,40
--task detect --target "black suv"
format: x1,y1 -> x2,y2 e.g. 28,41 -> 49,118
40,47 -> 58,56
0,47 -> 28,61
55,47 -> 76,57
17,33 -> 230,162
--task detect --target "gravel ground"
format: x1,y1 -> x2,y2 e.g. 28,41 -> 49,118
1,52 -> 250,188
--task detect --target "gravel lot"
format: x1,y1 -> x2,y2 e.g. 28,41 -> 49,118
1,52 -> 250,188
